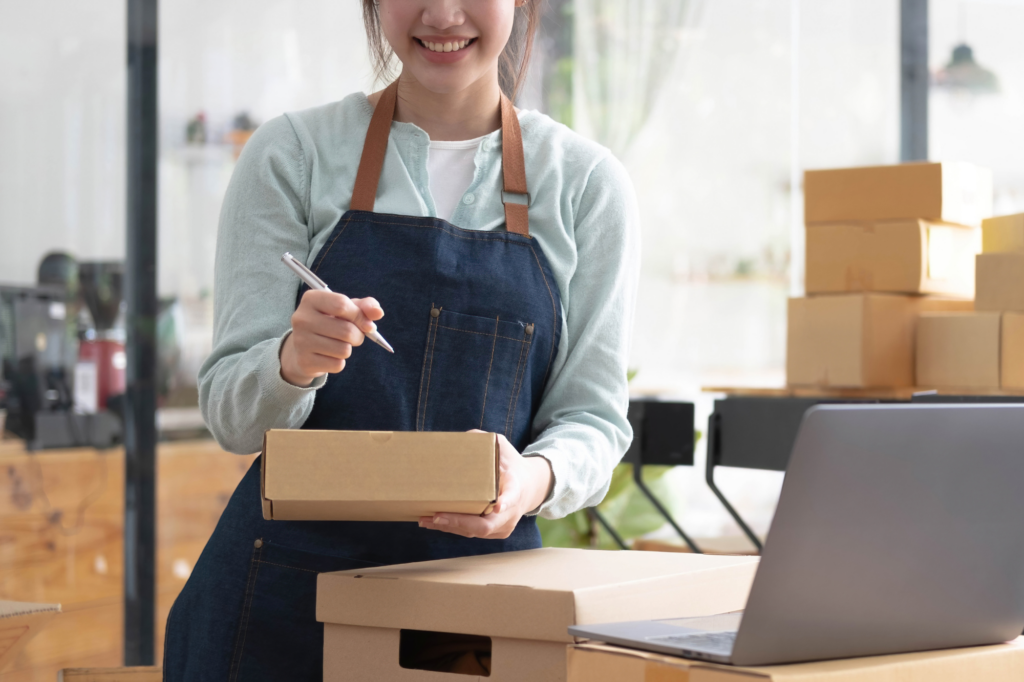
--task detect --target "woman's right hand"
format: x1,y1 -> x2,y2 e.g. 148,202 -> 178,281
279,290 -> 384,387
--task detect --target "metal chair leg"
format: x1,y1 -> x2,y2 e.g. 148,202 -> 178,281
586,507 -> 629,550
705,413 -> 763,553
632,464 -> 702,553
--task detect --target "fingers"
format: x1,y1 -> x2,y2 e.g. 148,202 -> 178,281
419,469 -> 522,538
491,463 -> 520,514
302,290 -> 378,335
418,508 -> 518,540
353,297 -> 385,322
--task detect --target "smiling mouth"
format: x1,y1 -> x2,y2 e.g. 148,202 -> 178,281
416,37 -> 477,53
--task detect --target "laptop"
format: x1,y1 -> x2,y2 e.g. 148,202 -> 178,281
569,404 -> 1024,666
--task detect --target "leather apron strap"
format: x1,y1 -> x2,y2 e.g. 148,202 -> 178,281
350,80 -> 530,237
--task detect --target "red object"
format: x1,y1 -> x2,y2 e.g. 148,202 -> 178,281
77,338 -> 126,410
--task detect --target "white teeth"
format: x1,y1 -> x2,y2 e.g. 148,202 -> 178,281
421,39 -> 471,53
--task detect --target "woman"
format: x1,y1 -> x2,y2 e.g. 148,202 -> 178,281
164,0 -> 639,678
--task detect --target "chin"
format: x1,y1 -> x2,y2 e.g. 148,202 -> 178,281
405,69 -> 482,95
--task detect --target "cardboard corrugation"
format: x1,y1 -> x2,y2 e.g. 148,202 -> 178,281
804,162 -> 993,227
0,601 -> 61,672
567,640 -> 1024,682
261,430 -> 499,521
319,549 -> 760,682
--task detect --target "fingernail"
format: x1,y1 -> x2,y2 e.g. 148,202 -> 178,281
368,322 -> 378,332
433,516 -> 450,526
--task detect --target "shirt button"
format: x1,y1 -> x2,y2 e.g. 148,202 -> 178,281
463,193 -> 475,205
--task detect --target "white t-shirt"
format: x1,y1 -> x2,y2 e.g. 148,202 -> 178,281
427,135 -> 486,223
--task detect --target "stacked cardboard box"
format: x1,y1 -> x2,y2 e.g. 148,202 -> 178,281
917,212 -> 1024,390
789,162 -> 991,388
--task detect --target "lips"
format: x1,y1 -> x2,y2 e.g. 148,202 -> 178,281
417,37 -> 475,53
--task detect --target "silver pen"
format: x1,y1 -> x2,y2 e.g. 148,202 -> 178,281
281,252 -> 394,353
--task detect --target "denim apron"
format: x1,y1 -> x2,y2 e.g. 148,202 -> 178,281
163,81 -> 563,681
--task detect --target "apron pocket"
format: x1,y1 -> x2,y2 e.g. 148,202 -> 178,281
228,539 -> 382,682
417,306 -> 534,438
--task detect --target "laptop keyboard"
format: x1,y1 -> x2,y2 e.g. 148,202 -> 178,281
647,630 -> 738,655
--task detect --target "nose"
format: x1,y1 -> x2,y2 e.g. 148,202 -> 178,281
421,0 -> 466,30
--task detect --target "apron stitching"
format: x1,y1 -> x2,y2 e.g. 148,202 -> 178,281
421,312 -> 441,429
479,317 -> 500,429
415,313 -> 435,431
503,335 -> 531,438
508,336 -> 534,437
312,212 -> 356,274
527,243 -> 560,384
435,325 -> 526,343
228,542 -> 263,681
418,312 -> 441,431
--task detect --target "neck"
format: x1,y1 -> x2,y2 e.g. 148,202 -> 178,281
390,71 -> 503,141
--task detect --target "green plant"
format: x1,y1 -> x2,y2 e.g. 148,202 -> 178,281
537,461 -> 681,549
537,366 -> 701,549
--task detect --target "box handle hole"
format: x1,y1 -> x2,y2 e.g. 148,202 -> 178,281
399,628 -> 492,676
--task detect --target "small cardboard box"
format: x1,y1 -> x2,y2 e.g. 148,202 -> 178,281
983,213 -> 1024,253
916,312 -> 1024,390
567,640 -> 1024,682
976,253 -> 1024,313
804,162 -> 992,227
318,548 -> 760,682
260,430 -> 498,522
0,601 -> 60,672
805,220 -> 978,297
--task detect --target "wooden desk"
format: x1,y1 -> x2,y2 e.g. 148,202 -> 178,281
0,439 -> 256,681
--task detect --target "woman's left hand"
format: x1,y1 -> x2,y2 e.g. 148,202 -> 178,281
419,431 -> 552,540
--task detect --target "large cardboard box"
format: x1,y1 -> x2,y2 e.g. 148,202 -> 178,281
983,213 -> 1024,253
0,601 -> 60,672
916,312 -> 1002,388
318,548 -> 760,682
261,430 -> 498,521
804,162 -> 992,227
786,294 -> 967,388
916,312 -> 1024,390
567,640 -> 1024,682
976,253 -> 1024,312
805,220 -> 977,297
1004,313 -> 1024,389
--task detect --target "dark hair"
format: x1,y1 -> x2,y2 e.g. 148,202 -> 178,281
361,1 -> 541,102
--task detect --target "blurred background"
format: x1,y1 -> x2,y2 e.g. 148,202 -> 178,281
1,0 -> 1022,675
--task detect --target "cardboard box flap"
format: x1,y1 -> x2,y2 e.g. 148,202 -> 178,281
317,548 -> 759,643
569,639 -> 1024,681
0,600 -> 61,672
